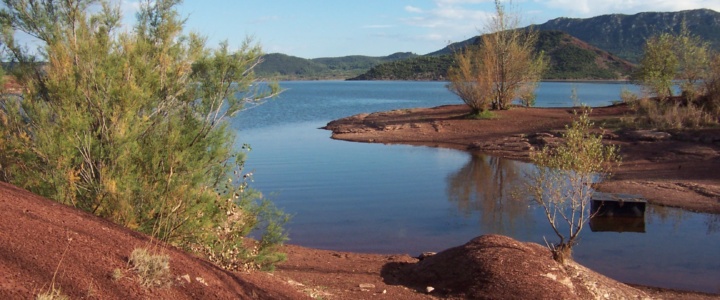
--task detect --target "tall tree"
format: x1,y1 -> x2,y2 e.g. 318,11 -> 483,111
447,0 -> 546,113
0,0 -> 286,270
635,24 -> 710,100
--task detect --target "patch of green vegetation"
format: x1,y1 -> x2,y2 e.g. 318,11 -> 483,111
467,110 -> 498,120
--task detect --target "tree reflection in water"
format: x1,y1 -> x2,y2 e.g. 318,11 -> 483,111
446,153 -> 535,236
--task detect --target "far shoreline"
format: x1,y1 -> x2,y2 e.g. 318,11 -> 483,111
323,103 -> 720,215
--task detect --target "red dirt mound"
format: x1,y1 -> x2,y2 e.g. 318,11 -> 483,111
0,181 -> 307,299
381,235 -> 647,299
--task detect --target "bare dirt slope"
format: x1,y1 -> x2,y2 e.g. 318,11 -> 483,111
0,181 -> 307,300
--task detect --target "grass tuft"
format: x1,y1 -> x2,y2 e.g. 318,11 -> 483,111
129,248 -> 172,288
35,288 -> 69,300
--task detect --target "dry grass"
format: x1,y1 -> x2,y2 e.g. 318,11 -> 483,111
129,248 -> 172,288
35,288 -> 69,300
624,97 -> 717,130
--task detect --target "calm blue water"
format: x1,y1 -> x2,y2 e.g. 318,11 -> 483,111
231,81 -> 720,294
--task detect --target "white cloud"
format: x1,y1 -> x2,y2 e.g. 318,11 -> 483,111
399,0 -> 494,50
405,5 -> 424,13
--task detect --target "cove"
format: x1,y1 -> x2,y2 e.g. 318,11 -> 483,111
232,81 -> 720,294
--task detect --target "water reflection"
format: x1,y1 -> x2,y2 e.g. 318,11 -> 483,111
649,204 -> 720,234
445,154 -> 534,236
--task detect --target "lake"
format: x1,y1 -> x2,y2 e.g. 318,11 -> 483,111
231,81 -> 720,294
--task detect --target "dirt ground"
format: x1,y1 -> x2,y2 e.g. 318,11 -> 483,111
2,103 -> 720,299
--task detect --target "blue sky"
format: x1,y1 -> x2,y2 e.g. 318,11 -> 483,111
44,0 -> 720,59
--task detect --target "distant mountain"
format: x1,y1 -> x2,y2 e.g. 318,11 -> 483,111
258,9 -> 720,80
351,31 -> 634,81
535,9 -> 720,62
255,52 -> 418,80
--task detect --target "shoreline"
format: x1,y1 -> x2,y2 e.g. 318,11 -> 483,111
323,103 -> 720,214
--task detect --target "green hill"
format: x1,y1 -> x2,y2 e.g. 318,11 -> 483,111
350,31 -> 634,81
256,9 -> 720,81
536,9 -> 720,62
255,52 -> 418,80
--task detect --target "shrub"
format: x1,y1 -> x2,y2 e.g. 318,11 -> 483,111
528,109 -> 620,263
129,248 -> 172,288
625,97 -> 717,129
0,0 -> 288,270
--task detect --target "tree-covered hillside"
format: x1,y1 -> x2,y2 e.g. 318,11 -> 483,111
536,9 -> 720,62
256,9 -> 719,81
351,31 -> 634,81
255,52 -> 418,80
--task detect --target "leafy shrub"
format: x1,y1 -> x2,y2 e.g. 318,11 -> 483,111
529,109 -> 620,263
0,0 -> 288,271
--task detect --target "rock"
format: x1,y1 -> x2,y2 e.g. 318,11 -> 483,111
359,283 -> 375,289
417,252 -> 436,261
625,130 -> 671,141
179,274 -> 191,283
426,286 -> 435,293
195,277 -> 208,286
288,280 -> 305,287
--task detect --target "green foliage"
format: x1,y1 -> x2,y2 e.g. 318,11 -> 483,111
350,55 -> 452,80
0,0 -> 288,270
635,25 -> 711,99
529,109 -> 620,263
704,53 -> 720,116
629,26 -> 719,130
466,110 -> 497,120
635,33 -> 681,99
447,0 -> 547,112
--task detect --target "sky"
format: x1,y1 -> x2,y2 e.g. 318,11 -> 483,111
14,0 -> 720,59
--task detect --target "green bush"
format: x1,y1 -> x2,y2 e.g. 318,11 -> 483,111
0,0 -> 287,270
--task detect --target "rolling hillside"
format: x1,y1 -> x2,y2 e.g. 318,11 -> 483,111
255,52 -> 418,80
351,31 -> 634,81
536,9 -> 720,62
256,9 -> 719,81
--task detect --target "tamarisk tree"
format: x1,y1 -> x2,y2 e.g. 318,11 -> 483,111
0,0 -> 287,270
447,0 -> 546,113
